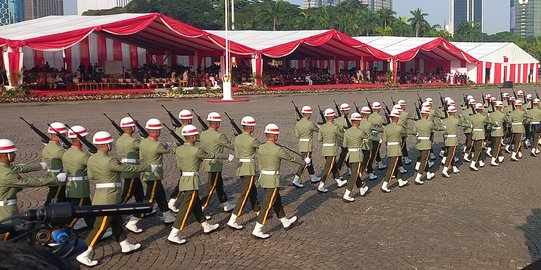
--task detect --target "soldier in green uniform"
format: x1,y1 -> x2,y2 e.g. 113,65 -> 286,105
367,102 -> 386,179
528,99 -> 541,156
76,131 -> 153,267
335,103 -> 352,176
504,97 -> 516,152
116,117 -> 144,206
167,125 -> 227,245
317,108 -> 347,193
342,113 -> 368,202
0,139 -> 64,241
440,106 -> 465,178
168,109 -> 194,212
358,107 -> 374,179
199,112 -> 236,212
227,116 -> 262,230
292,106 -> 320,188
502,92 -> 510,107
381,109 -> 408,193
42,122 -> 68,205
462,99 -> 476,162
251,124 -> 306,239
397,100 -> 412,169
412,107 -> 443,185
509,100 -> 529,161
469,103 -> 490,171
487,101 -> 507,165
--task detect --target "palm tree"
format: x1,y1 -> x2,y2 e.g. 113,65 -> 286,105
258,0 -> 288,31
407,8 -> 429,37
376,7 -> 396,29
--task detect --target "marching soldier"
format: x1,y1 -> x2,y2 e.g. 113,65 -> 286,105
116,117 -> 145,207
397,100 -> 412,168
509,100 -> 529,161
167,125 -> 228,245
335,103 -> 352,175
440,106 -> 463,177
168,109 -> 194,212
292,106 -> 320,188
200,112 -> 236,212
358,107 -> 374,179
469,103 -> 489,171
528,99 -> 541,156
525,94 -> 535,147
462,99 -> 476,162
125,118 -> 176,234
342,113 -> 369,202
43,121 -> 68,205
504,97 -> 516,152
502,92 -> 510,107
76,131 -> 154,267
487,101 -> 507,165
412,107 -> 443,185
251,124 -> 306,239
367,102 -> 386,179
317,108 -> 347,193
381,110 -> 408,193
0,139 -> 64,241
517,90 -> 525,103
227,116 -> 262,230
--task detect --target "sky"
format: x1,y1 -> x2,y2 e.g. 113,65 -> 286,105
286,0 -> 510,34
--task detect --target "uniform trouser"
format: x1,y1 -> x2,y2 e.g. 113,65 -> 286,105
68,197 -> 94,228
169,170 -> 183,201
200,172 -> 228,209
504,128 -> 512,145
362,150 -> 371,173
335,147 -> 350,171
85,214 -> 127,248
429,133 -> 435,154
296,152 -> 315,177
444,146 -> 458,169
319,156 -> 340,183
45,185 -> 66,205
465,133 -> 473,154
525,125 -> 533,143
491,136 -> 503,157
401,137 -> 409,157
121,177 -> 144,203
346,162 -> 363,192
139,180 -> 169,218
472,139 -> 484,165
172,190 -> 205,231
512,133 -> 523,153
257,188 -> 286,225
416,149 -> 430,174
233,175 -> 261,216
369,140 -> 382,165
384,156 -> 402,183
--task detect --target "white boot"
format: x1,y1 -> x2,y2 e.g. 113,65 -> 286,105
463,153 -> 471,162
498,156 -> 505,163
292,175 -> 304,188
119,240 -> 141,254
359,185 -> 369,196
426,172 -> 435,180
486,147 -> 492,157
490,157 -> 499,166
505,145 -> 511,153
125,216 -> 142,234
168,198 -> 179,213
532,148 -> 537,157
163,211 -> 176,224
73,218 -> 88,230
343,189 -> 355,202
227,214 -> 244,230
252,222 -> 270,239
167,228 -> 187,245
430,153 -> 437,160
377,162 -> 387,169
414,173 -> 424,185
317,181 -> 328,193
453,166 -> 460,173
469,161 -> 479,171
511,152 -> 519,161
399,166 -> 407,174
478,160 -> 485,167
440,157 -> 447,165
381,181 -> 391,193
76,247 -> 98,267
201,221 -> 219,234
222,201 -> 236,212
335,178 -> 347,188
369,172 -> 378,180
309,174 -> 320,183
398,179 -> 408,187
518,151 -> 523,158
403,157 -> 412,165
280,216 -> 298,229
415,162 -> 420,171
441,167 -> 450,178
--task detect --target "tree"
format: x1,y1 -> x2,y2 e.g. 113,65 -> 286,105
407,8 -> 429,37
376,7 -> 396,29
454,22 -> 485,42
258,0 -> 289,31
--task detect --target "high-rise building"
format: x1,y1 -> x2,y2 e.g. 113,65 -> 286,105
511,0 -> 541,37
63,0 -> 132,15
0,0 -> 24,25
24,0 -> 63,21
304,0 -> 392,10
449,0 -> 483,35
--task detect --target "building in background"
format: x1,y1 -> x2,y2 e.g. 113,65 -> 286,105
511,0 -> 541,37
0,0 -> 24,25
63,0 -> 132,15
449,0 -> 483,35
304,0 -> 392,10
24,0 -> 62,20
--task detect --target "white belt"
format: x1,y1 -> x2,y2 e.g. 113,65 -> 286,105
348,148 -> 361,152
203,159 -> 216,161
417,137 -> 430,140
387,142 -> 400,145
96,182 -> 122,189
323,143 -> 335,147
47,169 -> 61,173
151,164 -> 163,167
239,159 -> 254,163
121,158 -> 138,163
492,127 -> 502,130
67,176 -> 87,181
0,199 -> 16,206
261,170 -> 279,175
531,122 -> 540,125
445,134 -> 457,138
299,138 -> 310,142
512,123 -> 523,125
363,139 -> 370,141
182,172 -> 198,176
473,129 -> 484,131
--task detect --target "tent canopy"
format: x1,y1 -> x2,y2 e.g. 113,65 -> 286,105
355,36 -> 478,63
208,29 -> 391,61
452,42 -> 539,64
0,13 -> 255,57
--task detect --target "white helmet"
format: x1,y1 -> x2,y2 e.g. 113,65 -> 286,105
398,100 -> 407,106
422,102 -> 431,108
392,104 -> 403,111
301,106 -> 312,114
421,107 -> 431,114
48,122 -> 67,134
178,109 -> 193,120
475,103 -> 484,110
324,108 -> 336,117
350,113 -> 362,121
241,116 -> 256,126
145,118 -> 163,130
447,106 -> 457,113
120,117 -> 135,127
92,131 -> 114,144
361,106 -> 371,114
340,103 -> 351,111
181,125 -> 199,136
264,123 -> 280,134
207,112 -> 222,122
425,97 -> 433,104
0,139 -> 17,153
390,110 -> 401,118
68,125 -> 88,139
372,102 -> 382,110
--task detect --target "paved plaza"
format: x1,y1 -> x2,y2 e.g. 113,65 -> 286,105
2,86 -> 541,269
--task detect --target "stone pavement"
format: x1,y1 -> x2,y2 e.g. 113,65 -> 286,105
2,86 -> 541,269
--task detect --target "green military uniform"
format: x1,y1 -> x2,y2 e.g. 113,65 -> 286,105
317,122 -> 343,183
358,118 -> 373,173
84,151 -> 149,248
232,132 -> 261,216
139,136 -> 174,216
62,143 -> 93,228
440,115 -> 465,170
294,118 -> 319,178
487,110 -> 507,159
412,118 -> 443,175
343,126 -> 363,193
461,106 -> 475,157
116,133 -> 144,204
383,123 -> 404,184
469,113 -> 489,167
199,128 -> 234,209
503,103 -> 514,145
334,115 -> 351,172
398,110 -> 410,162
172,142 -> 227,231
42,140 -> 66,204
367,112 -> 385,172
508,108 -> 529,155
527,106 -> 541,154
0,163 -> 57,240
169,125 -> 187,201
256,141 -> 303,225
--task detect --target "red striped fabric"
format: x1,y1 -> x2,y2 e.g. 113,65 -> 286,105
97,35 -> 107,65
79,36 -> 90,67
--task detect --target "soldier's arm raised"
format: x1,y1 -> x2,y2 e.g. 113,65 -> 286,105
10,163 -> 42,173
278,147 -> 304,166
3,171 -> 58,187
156,142 -> 175,154
108,158 -> 150,172
196,147 -> 227,160
218,134 -> 235,150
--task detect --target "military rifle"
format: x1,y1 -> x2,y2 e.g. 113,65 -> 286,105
513,89 -> 518,99
536,90 -> 540,100
353,102 -> 361,114
333,100 -> 342,117
103,114 -> 124,136
416,93 -> 423,106
163,123 -> 184,145
161,105 -> 182,128
414,102 -> 421,120
499,88 -> 504,102
366,97 -> 373,112
291,101 -> 303,121
382,101 -> 392,124
46,123 -> 72,149
462,93 -> 467,107
439,92 -> 449,118
391,97 -> 396,105
20,117 -> 49,144
224,112 -> 243,136
481,92 -> 486,105
191,109 -> 209,130
65,124 -> 97,154
126,113 -> 149,138
317,105 -> 326,125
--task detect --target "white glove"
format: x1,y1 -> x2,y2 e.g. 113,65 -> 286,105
40,162 -> 48,170
164,141 -> 173,149
304,157 -> 311,165
379,139 -> 383,144
150,164 -> 158,173
228,154 -> 235,161
56,173 -> 67,182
